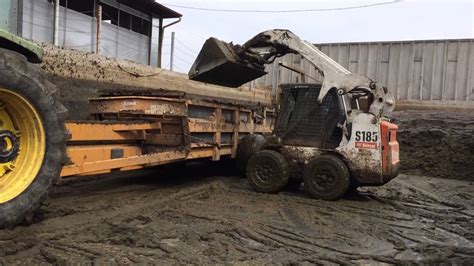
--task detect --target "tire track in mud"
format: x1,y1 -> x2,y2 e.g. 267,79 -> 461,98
169,177 -> 474,263
0,179 -> 229,264
8,181 -> 226,237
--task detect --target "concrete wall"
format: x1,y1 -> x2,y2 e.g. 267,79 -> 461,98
21,0 -> 151,65
257,39 -> 474,102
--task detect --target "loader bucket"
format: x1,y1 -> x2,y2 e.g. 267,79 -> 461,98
188,37 -> 267,87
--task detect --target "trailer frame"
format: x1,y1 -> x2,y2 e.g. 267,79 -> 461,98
61,95 -> 274,178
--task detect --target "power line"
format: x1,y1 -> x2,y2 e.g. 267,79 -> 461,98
174,45 -> 196,59
174,54 -> 194,66
175,38 -> 198,53
174,64 -> 185,73
164,1 -> 402,13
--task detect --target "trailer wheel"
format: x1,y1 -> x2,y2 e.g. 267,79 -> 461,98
0,49 -> 68,229
303,155 -> 350,200
246,150 -> 289,193
236,134 -> 266,174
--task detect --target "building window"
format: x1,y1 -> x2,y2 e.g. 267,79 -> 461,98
60,0 -> 95,16
119,10 -> 131,29
101,4 -> 118,25
131,16 -> 150,36
54,0 -> 151,37
100,3 -> 151,37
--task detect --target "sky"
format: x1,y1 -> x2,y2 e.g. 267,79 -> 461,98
156,0 -> 474,73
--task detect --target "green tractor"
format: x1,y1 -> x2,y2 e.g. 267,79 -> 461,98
0,29 -> 68,228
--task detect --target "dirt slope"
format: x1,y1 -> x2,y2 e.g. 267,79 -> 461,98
393,110 -> 474,181
0,162 -> 472,264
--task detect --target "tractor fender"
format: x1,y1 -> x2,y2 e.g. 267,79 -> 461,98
0,28 -> 43,63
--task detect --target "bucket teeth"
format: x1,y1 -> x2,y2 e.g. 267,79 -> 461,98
188,37 -> 267,87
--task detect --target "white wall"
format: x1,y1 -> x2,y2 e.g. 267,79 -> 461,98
21,0 -> 151,65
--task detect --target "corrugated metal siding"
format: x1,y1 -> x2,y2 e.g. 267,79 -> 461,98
101,23 -> 150,64
256,39 -> 474,102
21,0 -> 150,65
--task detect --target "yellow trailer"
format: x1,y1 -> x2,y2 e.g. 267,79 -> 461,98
62,96 -> 273,178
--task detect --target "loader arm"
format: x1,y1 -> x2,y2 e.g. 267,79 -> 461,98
189,29 -> 395,117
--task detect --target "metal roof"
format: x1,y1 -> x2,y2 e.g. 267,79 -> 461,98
116,0 -> 182,19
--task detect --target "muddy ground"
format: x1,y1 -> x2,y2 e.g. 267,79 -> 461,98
0,109 -> 473,264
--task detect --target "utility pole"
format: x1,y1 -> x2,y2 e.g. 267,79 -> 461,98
95,4 -> 102,54
170,32 -> 175,71
53,0 -> 59,45
157,18 -> 163,68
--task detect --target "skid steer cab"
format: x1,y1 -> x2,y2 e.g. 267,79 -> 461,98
237,84 -> 399,200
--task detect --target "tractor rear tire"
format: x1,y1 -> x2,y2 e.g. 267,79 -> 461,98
303,155 -> 350,201
246,150 -> 289,193
0,49 -> 68,229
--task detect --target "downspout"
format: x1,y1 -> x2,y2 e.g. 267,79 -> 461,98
16,0 -> 24,36
157,17 -> 181,68
53,0 -> 59,45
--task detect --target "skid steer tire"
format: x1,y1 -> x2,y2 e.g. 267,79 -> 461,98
246,150 -> 289,193
303,155 -> 350,201
0,49 -> 68,229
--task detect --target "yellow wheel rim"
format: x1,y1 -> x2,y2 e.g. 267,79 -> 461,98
0,88 -> 45,204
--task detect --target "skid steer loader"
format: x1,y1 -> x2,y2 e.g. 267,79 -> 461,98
189,29 -> 400,200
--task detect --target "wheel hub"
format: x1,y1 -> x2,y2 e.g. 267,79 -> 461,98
313,168 -> 337,191
0,90 -> 46,204
255,159 -> 275,183
0,130 -> 20,164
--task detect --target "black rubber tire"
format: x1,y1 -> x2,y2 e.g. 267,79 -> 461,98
246,150 -> 289,193
0,49 -> 68,229
236,134 -> 266,174
347,181 -> 359,195
303,155 -> 350,201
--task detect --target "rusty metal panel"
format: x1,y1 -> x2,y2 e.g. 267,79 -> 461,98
89,96 -> 187,117
66,145 -> 143,166
66,122 -> 152,142
61,150 -> 188,177
257,39 -> 474,102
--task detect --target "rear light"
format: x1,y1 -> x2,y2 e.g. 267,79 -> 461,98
381,121 -> 399,179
